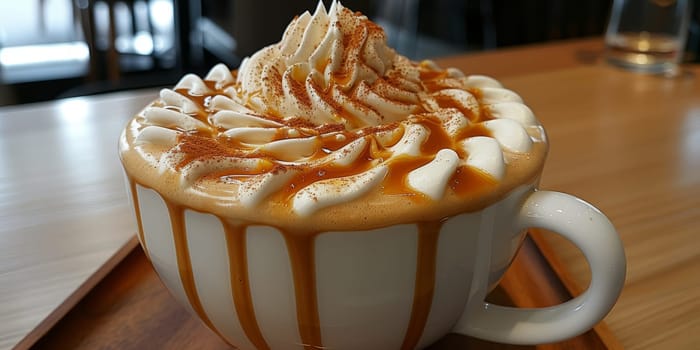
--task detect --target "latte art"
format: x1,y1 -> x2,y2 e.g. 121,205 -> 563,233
121,1 -> 546,219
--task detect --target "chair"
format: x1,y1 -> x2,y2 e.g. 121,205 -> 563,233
75,0 -> 161,83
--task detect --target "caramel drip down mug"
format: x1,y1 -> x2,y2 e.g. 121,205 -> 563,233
126,179 -> 625,349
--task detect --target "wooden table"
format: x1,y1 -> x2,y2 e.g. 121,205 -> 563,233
0,90 -> 157,349
1,38 -> 699,349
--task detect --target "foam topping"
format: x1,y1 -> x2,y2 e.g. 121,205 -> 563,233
122,1 -> 546,217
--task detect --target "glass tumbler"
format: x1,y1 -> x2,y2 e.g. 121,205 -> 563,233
605,0 -> 692,74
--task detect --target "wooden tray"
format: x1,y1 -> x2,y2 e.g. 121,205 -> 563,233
30,231 -> 622,349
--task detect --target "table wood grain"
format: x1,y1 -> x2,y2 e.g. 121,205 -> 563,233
0,90 -> 158,349
2,37 -> 699,349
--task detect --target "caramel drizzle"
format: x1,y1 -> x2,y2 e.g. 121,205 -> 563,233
165,203 -> 222,338
450,166 -> 498,197
128,178 -> 148,256
382,155 -> 433,198
222,223 -> 271,350
284,234 -> 323,349
400,220 -> 443,350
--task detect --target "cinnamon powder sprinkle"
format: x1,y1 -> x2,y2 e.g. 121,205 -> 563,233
287,76 -> 313,110
315,123 -> 347,134
356,122 -> 400,137
285,117 -> 320,129
175,134 -> 235,169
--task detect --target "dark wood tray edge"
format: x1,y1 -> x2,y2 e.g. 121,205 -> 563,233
528,230 -> 624,349
14,236 -> 139,350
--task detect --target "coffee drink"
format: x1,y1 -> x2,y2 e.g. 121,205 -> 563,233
119,2 -> 623,349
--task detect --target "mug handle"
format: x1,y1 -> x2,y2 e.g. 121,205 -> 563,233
452,190 -> 626,345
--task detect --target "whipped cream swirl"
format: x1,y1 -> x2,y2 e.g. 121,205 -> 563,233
128,1 -> 545,216
237,1 -> 407,127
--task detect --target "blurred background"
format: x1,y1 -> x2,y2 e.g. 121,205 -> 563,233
0,0 -> 698,106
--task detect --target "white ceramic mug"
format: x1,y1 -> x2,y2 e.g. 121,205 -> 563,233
127,177 -> 626,349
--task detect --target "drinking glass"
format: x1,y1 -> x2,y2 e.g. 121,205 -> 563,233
605,0 -> 692,74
